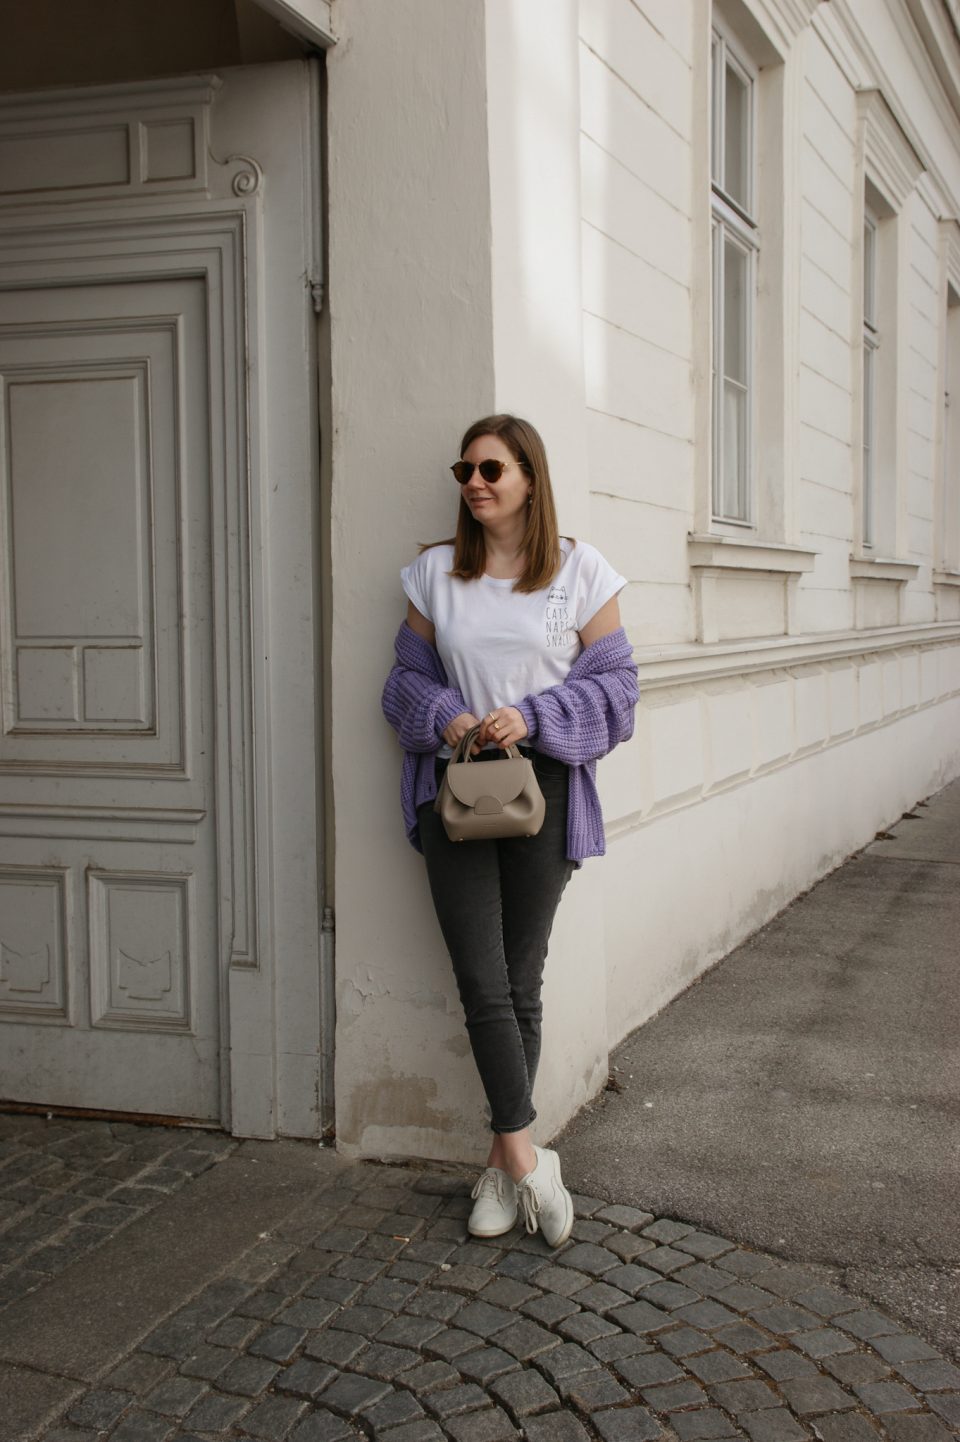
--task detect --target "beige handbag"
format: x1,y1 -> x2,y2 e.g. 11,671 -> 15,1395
435,725 -> 546,842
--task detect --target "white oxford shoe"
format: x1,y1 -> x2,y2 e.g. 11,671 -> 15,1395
468,1166 -> 518,1237
517,1145 -> 574,1249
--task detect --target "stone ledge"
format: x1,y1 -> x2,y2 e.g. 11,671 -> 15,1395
687,535 -> 818,575
631,623 -> 960,692
849,557 -> 920,582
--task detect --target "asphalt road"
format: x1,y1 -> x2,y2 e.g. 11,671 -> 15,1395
559,778 -> 960,1362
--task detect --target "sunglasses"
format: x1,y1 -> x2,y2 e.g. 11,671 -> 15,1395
450,458 -> 523,485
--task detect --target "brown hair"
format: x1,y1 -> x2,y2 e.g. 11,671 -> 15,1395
425,414 -> 563,593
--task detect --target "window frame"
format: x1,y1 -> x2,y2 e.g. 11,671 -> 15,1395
941,281 -> 960,573
861,208 -> 879,550
852,91 -> 923,573
710,19 -> 759,530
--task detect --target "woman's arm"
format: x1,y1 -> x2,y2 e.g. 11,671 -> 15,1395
404,602 -> 480,748
382,617 -> 480,753
579,594 -> 622,648
406,600 -> 436,646
505,625 -> 639,764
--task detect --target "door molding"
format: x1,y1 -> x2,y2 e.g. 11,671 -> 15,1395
0,206 -> 265,991
0,82 -> 277,1131
0,75 -> 221,208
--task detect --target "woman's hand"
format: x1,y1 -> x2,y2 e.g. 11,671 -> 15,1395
477,706 -> 529,750
442,712 -> 482,751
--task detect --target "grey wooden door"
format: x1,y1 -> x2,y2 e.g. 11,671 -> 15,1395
0,275 -> 220,1120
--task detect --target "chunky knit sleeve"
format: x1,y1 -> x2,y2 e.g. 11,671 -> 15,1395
512,628 -> 638,765
381,622 -> 470,754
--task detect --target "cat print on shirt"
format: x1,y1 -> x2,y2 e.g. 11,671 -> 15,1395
546,584 -> 573,649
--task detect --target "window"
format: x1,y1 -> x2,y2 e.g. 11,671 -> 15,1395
710,23 -> 757,526
856,182 -> 897,558
852,92 -> 923,569
941,284 -> 960,572
690,3 -> 817,645
862,209 -> 878,549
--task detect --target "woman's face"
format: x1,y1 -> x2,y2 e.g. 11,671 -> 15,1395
459,433 -> 531,531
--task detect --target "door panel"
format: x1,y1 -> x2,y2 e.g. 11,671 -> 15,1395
0,277 -> 219,1119
1,293 -> 186,768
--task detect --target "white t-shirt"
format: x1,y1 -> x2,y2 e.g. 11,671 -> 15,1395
401,538 -> 626,743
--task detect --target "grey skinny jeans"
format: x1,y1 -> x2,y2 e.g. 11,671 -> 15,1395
416,750 -> 574,1133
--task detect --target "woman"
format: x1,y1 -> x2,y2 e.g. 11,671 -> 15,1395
382,415 -> 638,1249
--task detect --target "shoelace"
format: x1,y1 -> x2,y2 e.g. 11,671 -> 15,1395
517,1180 -> 541,1235
471,1168 -> 505,1204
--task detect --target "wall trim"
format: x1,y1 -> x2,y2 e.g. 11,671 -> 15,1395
688,533 -> 817,573
831,0 -> 960,218
608,665 -> 960,840
250,0 -> 336,48
849,556 -> 920,581
0,77 -> 221,208
632,621 -> 960,690
857,88 -> 925,211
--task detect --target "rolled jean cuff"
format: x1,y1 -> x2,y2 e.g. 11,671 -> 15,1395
491,1109 -> 536,1135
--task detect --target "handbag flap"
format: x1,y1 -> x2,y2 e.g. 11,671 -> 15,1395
443,758 -> 533,808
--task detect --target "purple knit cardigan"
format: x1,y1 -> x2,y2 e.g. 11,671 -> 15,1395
381,622 -> 639,864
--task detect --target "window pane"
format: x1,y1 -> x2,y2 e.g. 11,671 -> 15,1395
724,61 -> 749,208
945,301 -> 959,565
724,237 -> 748,384
863,342 -> 874,546
722,380 -> 747,519
711,35 -> 720,183
863,220 -> 875,326
711,223 -> 721,514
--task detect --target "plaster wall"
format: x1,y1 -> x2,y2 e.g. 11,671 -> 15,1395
577,3 -> 960,643
579,0 -> 697,649
327,0 -> 606,1159
794,23 -> 858,636
326,0 -> 494,1159
602,674 -> 960,1045
484,0 -> 610,1147
576,0 -> 960,1067
326,0 -> 960,1161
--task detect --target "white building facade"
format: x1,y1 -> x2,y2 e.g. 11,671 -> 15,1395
0,0 -> 958,1157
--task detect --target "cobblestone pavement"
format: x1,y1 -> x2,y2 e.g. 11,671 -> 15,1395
9,1127 -> 956,1442
0,1114 -> 238,1315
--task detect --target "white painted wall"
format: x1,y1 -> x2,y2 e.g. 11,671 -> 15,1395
576,0 -> 960,1062
325,0 -> 495,1158
327,0 -> 607,1159
485,0 -> 610,1145
325,0 -> 960,1160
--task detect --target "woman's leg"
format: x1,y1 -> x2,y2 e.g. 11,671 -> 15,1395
488,1127 -> 536,1181
487,755 -> 577,1244
417,798 -> 535,1135
498,754 -> 574,1094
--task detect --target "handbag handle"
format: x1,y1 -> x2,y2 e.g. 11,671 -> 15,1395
450,724 -> 523,763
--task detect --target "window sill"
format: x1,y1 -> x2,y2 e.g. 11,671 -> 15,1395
849,557 -> 920,582
688,534 -> 817,574
933,569 -> 960,588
